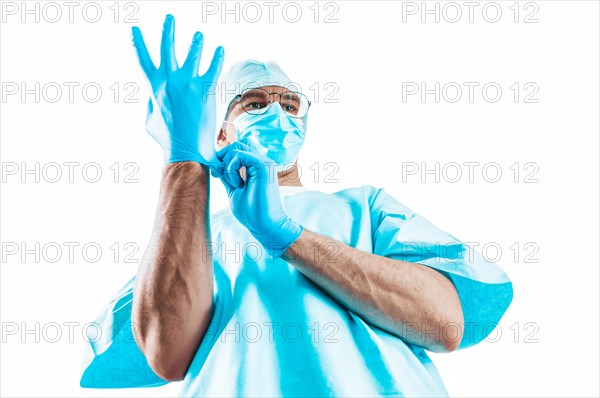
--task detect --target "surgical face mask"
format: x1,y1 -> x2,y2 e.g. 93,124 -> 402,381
224,103 -> 306,173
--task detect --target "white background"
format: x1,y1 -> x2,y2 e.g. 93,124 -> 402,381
1,0 -> 599,397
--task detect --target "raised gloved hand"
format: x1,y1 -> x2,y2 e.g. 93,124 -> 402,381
212,141 -> 303,258
131,14 -> 224,165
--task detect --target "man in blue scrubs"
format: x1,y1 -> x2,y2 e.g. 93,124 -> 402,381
80,15 -> 513,397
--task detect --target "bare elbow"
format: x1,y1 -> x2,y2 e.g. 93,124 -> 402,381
146,350 -> 188,382
437,317 -> 464,353
440,297 -> 464,352
442,332 -> 462,352
423,311 -> 464,353
132,322 -> 190,382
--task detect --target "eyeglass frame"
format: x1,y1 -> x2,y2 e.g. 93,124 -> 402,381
227,87 -> 312,119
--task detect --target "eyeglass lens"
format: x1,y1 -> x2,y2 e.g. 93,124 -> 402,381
239,88 -> 309,118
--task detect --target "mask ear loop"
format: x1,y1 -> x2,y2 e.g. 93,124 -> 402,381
221,95 -> 247,145
221,94 -> 242,128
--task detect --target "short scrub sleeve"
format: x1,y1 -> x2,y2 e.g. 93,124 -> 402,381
368,187 -> 514,350
79,275 -> 168,388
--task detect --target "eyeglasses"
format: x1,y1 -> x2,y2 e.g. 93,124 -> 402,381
232,88 -> 311,119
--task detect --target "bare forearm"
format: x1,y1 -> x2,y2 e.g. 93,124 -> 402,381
132,162 -> 213,381
283,229 -> 463,352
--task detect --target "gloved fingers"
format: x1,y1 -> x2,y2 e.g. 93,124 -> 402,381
213,161 -> 245,194
223,149 -> 247,189
237,136 -> 261,152
220,143 -> 256,181
215,138 -> 262,164
237,136 -> 274,164
216,142 -> 262,188
219,173 -> 236,195
225,150 -> 268,185
215,141 -> 254,162
207,158 -> 234,194
210,164 -> 223,179
182,31 -> 203,77
159,14 -> 178,72
131,26 -> 156,78
204,46 -> 225,81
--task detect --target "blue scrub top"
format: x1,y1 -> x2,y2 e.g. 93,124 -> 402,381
80,185 -> 513,396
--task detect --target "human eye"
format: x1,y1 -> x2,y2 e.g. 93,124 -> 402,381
283,104 -> 298,113
247,101 -> 265,109
241,91 -> 269,111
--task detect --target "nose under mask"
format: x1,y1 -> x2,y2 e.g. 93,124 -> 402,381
224,103 -> 306,172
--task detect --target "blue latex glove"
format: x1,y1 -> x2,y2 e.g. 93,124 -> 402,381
131,14 -> 224,165
212,141 -> 304,258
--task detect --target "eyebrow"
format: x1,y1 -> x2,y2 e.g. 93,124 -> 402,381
241,91 -> 266,99
284,93 -> 301,102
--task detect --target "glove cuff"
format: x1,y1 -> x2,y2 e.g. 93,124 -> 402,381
165,151 -> 204,164
253,218 -> 303,259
